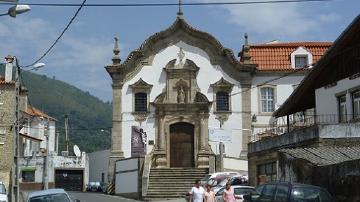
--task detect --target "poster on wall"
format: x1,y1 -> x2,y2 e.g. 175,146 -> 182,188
131,126 -> 147,157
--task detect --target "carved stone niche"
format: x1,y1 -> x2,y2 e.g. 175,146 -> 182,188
129,78 -> 153,124
163,58 -> 200,104
210,77 -> 234,126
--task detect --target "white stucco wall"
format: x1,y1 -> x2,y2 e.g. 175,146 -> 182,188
21,118 -> 56,156
121,41 -> 244,160
251,75 -> 304,134
315,77 -> 360,122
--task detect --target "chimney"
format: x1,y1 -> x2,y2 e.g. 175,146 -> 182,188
5,55 -> 14,82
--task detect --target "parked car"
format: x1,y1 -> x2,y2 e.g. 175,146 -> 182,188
0,182 -> 8,202
27,189 -> 80,202
243,182 -> 334,202
215,185 -> 255,202
213,175 -> 249,194
201,172 -> 239,186
86,181 -> 103,192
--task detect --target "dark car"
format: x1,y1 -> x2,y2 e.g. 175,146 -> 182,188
86,182 -> 103,192
244,182 -> 334,202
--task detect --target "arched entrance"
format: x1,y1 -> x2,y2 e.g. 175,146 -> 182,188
170,122 -> 194,167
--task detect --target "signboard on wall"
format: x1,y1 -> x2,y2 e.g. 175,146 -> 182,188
131,126 -> 147,157
208,128 -> 232,143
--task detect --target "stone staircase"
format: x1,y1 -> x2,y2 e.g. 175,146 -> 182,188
144,168 -> 209,200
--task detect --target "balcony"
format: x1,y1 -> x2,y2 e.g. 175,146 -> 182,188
252,114 -> 360,142
249,114 -> 360,154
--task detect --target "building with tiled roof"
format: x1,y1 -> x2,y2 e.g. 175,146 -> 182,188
240,41 -> 332,71
237,37 -> 332,140
104,11 -> 333,196
24,105 -> 57,121
0,58 -> 16,190
246,14 -> 360,200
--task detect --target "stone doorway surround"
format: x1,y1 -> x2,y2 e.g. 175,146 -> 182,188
151,57 -> 212,168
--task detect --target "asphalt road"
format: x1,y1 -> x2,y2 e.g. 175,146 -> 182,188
68,192 -> 140,202
68,192 -> 187,202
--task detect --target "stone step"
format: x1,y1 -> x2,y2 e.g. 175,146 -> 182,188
147,189 -> 191,192
150,173 -> 207,176
146,193 -> 187,197
146,168 -> 209,198
149,182 -> 193,185
149,176 -> 205,178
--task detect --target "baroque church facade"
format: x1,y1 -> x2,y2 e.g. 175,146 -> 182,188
105,13 -> 330,180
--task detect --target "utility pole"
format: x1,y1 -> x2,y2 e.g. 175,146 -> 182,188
11,56 -> 20,202
64,115 -> 69,154
43,119 -> 49,190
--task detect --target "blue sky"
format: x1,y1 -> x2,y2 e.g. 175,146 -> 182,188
0,0 -> 359,101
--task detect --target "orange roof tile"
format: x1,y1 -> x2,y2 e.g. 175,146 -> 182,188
243,42 -> 332,71
0,76 -> 15,85
25,105 -> 57,121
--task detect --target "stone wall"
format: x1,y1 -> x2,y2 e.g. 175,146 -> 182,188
312,159 -> 360,202
0,84 -> 15,189
248,150 -> 278,186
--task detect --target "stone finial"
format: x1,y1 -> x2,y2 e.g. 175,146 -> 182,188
178,47 -> 185,64
112,37 -> 121,65
244,33 -> 249,46
177,0 -> 183,17
242,33 -> 251,65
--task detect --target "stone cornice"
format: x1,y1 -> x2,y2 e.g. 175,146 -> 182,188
105,17 -> 256,83
129,78 -> 153,91
210,77 -> 234,92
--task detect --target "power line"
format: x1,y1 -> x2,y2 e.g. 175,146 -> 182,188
230,67 -> 306,97
0,0 -> 333,7
23,0 -> 87,68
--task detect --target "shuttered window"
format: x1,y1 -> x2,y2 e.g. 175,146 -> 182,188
135,92 -> 147,112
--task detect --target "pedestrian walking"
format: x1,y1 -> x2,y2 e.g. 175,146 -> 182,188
188,179 -> 205,202
223,183 -> 236,202
204,184 -> 215,202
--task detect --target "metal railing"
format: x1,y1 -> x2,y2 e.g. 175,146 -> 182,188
252,114 -> 359,142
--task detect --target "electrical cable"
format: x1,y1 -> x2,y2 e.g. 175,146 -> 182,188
0,0 -> 333,7
23,0 -> 87,68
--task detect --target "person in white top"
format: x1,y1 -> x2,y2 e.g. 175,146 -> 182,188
188,179 -> 205,202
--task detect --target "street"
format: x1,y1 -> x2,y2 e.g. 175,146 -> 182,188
68,192 -> 186,202
68,192 -> 139,202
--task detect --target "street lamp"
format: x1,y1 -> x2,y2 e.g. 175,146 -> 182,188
0,4 -> 31,17
11,56 -> 45,202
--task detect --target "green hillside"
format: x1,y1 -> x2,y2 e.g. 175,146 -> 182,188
21,71 -> 112,153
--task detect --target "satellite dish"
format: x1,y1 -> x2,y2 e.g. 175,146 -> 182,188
73,145 -> 81,157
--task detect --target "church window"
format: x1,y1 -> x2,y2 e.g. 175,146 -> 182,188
211,78 -> 233,114
129,78 -> 153,116
216,91 -> 229,111
135,92 -> 147,112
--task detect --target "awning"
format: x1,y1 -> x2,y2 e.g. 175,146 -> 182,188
21,166 -> 36,172
280,146 -> 360,166
20,133 -> 43,142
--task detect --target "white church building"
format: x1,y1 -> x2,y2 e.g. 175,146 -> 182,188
105,13 -> 331,180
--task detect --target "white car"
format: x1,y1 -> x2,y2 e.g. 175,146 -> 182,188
0,182 -> 7,202
213,175 -> 249,194
27,189 -> 80,202
215,185 -> 254,202
201,172 -> 240,186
